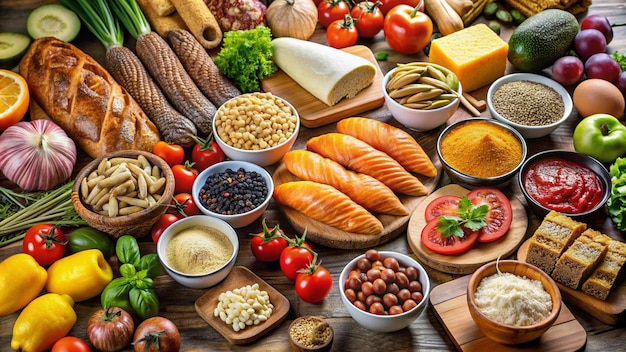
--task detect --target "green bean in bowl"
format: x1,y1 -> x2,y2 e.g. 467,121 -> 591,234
213,92 -> 300,166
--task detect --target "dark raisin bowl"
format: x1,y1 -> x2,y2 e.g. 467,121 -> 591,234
192,161 -> 274,228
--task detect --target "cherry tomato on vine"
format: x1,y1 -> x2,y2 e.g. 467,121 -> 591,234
295,265 -> 333,303
250,219 -> 288,262
326,14 -> 359,49
51,336 -> 92,352
168,193 -> 200,217
23,224 -> 66,266
383,4 -> 433,55
152,141 -> 185,167
172,161 -> 198,194
191,135 -> 224,172
318,0 -> 351,28
351,1 -> 384,38
151,213 -> 182,243
280,240 -> 314,281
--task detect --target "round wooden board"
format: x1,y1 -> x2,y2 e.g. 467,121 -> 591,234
407,184 -> 529,274
272,159 -> 441,249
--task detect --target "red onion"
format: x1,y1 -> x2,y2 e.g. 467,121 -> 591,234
0,119 -> 76,191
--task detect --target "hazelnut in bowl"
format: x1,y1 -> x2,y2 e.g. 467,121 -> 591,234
467,260 -> 561,345
487,73 -> 573,139
191,160 -> 273,228
213,92 -> 300,167
436,118 -> 527,189
518,149 -> 610,220
383,63 -> 461,131
156,215 -> 239,289
339,250 -> 430,332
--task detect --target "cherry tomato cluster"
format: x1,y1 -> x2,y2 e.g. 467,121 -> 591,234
318,0 -> 431,54
150,138 -> 225,243
250,220 -> 333,303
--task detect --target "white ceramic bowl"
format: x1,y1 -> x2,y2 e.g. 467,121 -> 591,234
487,73 -> 573,139
191,160 -> 273,228
213,92 -> 300,166
383,67 -> 461,131
339,251 -> 430,332
157,215 -> 239,289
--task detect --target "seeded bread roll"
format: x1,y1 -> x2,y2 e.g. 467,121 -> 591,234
526,211 -> 586,275
271,37 -> 377,106
581,239 -> 626,300
551,229 -> 611,289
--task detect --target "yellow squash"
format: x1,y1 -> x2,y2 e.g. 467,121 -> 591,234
11,293 -> 77,352
0,253 -> 47,316
46,248 -> 113,302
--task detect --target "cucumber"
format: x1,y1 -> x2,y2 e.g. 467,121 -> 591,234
26,4 -> 81,42
0,32 -> 31,69
508,9 -> 579,72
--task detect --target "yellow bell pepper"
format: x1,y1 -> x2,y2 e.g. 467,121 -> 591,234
0,253 -> 47,316
11,293 -> 77,352
46,249 -> 113,302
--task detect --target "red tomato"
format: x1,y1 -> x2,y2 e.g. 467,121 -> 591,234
152,141 -> 185,168
191,135 -> 224,172
467,187 -> 513,243
351,1 -> 384,38
168,193 -> 200,217
151,213 -> 182,243
87,307 -> 135,352
424,195 -> 461,222
250,220 -> 288,262
383,4 -> 433,55
295,265 -> 333,303
172,161 -> 198,194
326,15 -> 359,49
318,0 -> 351,28
132,316 -> 181,352
420,218 -> 478,255
378,0 -> 424,16
280,241 -> 314,281
51,336 -> 92,352
22,224 -> 66,266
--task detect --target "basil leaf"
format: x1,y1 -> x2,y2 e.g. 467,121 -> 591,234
130,287 -> 160,320
116,235 -> 140,266
137,253 -> 162,278
100,277 -> 135,314
119,263 -> 136,278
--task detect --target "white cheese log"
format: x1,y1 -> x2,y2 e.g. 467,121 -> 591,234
271,37 -> 377,106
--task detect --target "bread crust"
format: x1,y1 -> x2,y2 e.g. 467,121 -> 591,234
19,37 -> 161,159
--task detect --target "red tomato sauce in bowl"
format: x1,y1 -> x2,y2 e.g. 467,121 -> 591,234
522,157 -> 603,214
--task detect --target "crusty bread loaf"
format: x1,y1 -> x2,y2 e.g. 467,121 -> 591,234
526,211 -> 586,275
551,229 -> 610,289
272,37 -> 376,106
581,239 -> 626,300
19,37 -> 161,159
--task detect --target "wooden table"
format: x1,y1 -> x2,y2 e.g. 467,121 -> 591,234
1,1 -> 626,351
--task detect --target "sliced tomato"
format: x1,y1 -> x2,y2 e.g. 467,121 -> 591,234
420,218 -> 478,255
424,195 -> 462,222
467,187 -> 513,243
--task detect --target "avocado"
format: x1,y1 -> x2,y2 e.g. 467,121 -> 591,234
508,9 -> 579,72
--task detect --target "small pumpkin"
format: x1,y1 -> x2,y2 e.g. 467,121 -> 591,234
265,0 -> 319,40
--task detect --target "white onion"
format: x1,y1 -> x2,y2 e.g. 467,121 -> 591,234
0,119 -> 77,191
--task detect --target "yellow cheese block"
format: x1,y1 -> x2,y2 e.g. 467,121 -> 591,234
429,24 -> 508,92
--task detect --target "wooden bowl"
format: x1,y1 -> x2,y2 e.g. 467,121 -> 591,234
288,316 -> 333,352
71,150 -> 174,239
466,260 -> 561,345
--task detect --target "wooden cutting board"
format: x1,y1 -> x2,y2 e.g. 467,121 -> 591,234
260,45 -> 385,128
517,239 -> 626,325
272,156 -> 441,250
430,275 -> 587,352
407,184 -> 529,274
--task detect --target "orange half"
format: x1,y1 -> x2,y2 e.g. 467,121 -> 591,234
0,69 -> 29,131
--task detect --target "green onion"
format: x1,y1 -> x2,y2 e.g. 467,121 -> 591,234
59,0 -> 124,48
108,0 -> 151,39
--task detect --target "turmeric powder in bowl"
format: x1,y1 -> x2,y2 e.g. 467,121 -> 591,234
437,119 -> 527,188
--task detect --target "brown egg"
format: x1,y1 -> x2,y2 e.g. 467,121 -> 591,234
573,79 -> 625,118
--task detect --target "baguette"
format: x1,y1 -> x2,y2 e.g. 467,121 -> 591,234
19,37 -> 161,159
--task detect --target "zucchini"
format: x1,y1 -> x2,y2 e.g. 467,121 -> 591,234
26,4 -> 81,42
0,32 -> 31,69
